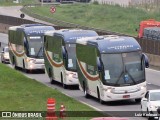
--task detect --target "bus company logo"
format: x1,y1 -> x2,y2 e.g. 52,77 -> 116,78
2,112 -> 11,117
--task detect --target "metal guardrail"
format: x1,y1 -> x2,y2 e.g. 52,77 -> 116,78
0,15 -> 36,25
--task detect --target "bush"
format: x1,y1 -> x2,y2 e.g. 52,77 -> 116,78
93,1 -> 99,5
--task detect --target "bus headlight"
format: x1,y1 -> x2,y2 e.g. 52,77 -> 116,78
26,58 -> 36,63
140,85 -> 146,90
103,88 -> 112,93
107,89 -> 111,93
29,65 -> 33,69
4,54 -> 9,59
69,73 -> 72,77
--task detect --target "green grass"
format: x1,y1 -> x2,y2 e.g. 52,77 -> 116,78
0,63 -> 104,119
26,4 -> 160,36
0,0 -> 38,6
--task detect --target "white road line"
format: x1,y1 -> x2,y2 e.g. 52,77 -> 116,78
79,101 -> 102,112
147,82 -> 151,85
59,91 -> 102,111
147,68 -> 160,72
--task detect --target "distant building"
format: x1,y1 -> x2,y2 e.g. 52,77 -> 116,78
91,0 -> 157,7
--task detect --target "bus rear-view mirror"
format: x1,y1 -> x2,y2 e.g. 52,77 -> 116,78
62,46 -> 67,59
142,53 -> 149,68
97,57 -> 102,72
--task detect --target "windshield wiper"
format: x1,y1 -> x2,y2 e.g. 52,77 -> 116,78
115,71 -> 124,85
36,46 -> 43,58
125,67 -> 136,85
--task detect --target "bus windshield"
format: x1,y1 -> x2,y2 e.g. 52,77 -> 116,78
101,51 -> 145,86
65,43 -> 76,71
28,36 -> 43,58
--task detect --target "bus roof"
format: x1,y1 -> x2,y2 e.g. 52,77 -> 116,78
77,35 -> 141,53
9,24 -> 55,36
51,29 -> 98,43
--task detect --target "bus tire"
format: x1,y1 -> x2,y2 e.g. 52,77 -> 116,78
12,57 -> 17,70
135,98 -> 141,103
83,81 -> 89,98
23,60 -> 29,73
1,57 -> 3,63
97,88 -> 104,104
61,73 -> 67,89
49,68 -> 54,84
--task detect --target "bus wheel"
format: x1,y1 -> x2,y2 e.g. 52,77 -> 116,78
23,61 -> 28,73
61,73 -> 67,89
50,77 -> 54,84
50,77 -> 55,84
49,69 -> 54,84
83,82 -> 89,98
97,88 -> 104,104
1,57 -> 3,63
135,98 -> 141,103
13,57 -> 17,70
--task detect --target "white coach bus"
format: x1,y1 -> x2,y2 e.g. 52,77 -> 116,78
8,24 -> 55,72
76,35 -> 149,103
44,29 -> 98,88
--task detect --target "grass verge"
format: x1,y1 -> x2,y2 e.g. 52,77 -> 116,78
0,63 -> 104,120
25,4 -> 160,36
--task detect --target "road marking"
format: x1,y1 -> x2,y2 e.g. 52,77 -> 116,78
58,91 -> 102,111
147,82 -> 151,85
147,68 -> 160,72
79,101 -> 102,111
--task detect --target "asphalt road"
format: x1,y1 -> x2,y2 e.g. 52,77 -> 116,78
1,33 -> 160,120
0,6 -> 54,25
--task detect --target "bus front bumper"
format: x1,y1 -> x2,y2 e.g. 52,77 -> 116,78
27,63 -> 45,70
65,71 -> 79,85
101,83 -> 146,102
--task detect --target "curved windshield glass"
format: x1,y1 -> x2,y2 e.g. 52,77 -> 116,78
65,43 -> 76,71
150,92 -> 160,101
28,36 -> 43,58
101,51 -> 145,86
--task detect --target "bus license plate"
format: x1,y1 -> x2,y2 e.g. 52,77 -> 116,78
123,95 -> 130,98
